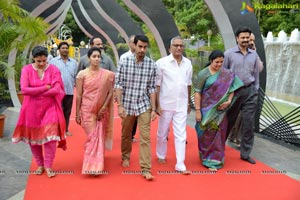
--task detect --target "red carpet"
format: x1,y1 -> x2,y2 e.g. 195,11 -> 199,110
24,104 -> 300,200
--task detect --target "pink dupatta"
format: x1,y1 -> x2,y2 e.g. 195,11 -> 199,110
12,64 -> 66,150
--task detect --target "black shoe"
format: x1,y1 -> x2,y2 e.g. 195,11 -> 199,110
241,157 -> 256,164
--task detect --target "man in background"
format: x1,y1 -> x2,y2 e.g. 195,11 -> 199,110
228,32 -> 264,147
49,41 -> 78,136
223,27 -> 261,164
77,37 -> 116,73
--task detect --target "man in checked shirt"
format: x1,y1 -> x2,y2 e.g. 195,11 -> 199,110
114,35 -> 157,180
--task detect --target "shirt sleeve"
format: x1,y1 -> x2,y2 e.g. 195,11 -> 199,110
148,63 -> 157,94
187,61 -> 193,86
107,57 -> 117,72
77,56 -> 88,75
114,62 -> 123,89
223,51 -> 230,69
254,54 -> 260,90
155,60 -> 162,86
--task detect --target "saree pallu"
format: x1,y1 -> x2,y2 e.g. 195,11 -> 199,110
194,67 -> 243,169
77,68 -> 114,174
12,64 -> 66,150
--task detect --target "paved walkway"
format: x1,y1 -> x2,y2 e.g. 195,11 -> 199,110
0,107 -> 299,200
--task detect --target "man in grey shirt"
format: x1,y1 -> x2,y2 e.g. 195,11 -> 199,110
77,37 -> 116,73
223,27 -> 260,165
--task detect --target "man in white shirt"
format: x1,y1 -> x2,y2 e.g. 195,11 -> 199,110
77,37 -> 116,73
119,35 -> 135,62
156,36 -> 192,174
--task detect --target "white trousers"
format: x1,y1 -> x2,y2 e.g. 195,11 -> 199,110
156,110 -> 187,171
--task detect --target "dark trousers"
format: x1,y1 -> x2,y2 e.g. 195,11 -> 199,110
226,85 -> 258,159
132,119 -> 137,138
62,95 -> 73,132
228,112 -> 242,143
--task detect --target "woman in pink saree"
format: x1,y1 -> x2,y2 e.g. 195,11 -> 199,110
76,47 -> 114,176
12,46 -> 66,178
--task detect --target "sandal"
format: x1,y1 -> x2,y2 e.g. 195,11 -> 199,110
208,167 -> 218,172
121,159 -> 130,168
176,170 -> 191,175
142,172 -> 154,180
158,158 -> 166,164
45,168 -> 56,178
34,166 -> 45,175
91,174 -> 100,177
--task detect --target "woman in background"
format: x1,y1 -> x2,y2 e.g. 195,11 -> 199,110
76,47 -> 114,176
12,46 -> 66,178
194,50 -> 243,171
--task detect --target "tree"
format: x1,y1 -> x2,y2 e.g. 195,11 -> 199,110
0,0 -> 49,107
62,9 -> 89,46
162,0 -> 218,40
251,0 -> 300,36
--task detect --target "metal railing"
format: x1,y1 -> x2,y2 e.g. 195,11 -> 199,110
258,88 -> 300,147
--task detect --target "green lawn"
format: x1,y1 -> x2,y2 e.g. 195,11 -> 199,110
263,100 -> 298,116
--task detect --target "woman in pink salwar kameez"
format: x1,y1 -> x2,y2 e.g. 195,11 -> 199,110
12,46 -> 66,178
76,47 -> 114,176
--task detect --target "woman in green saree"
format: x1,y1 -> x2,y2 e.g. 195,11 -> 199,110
194,50 -> 243,171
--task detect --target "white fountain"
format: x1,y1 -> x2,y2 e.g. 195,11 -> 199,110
277,30 -> 287,42
289,28 -> 300,42
266,31 -> 273,42
265,29 -> 300,105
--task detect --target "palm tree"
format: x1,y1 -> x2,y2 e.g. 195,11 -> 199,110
0,0 -> 49,107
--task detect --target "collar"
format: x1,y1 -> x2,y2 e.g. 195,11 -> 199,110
167,54 -> 184,63
233,45 -> 254,54
58,55 -> 70,61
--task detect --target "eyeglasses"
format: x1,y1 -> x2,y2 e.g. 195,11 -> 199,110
172,44 -> 184,48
